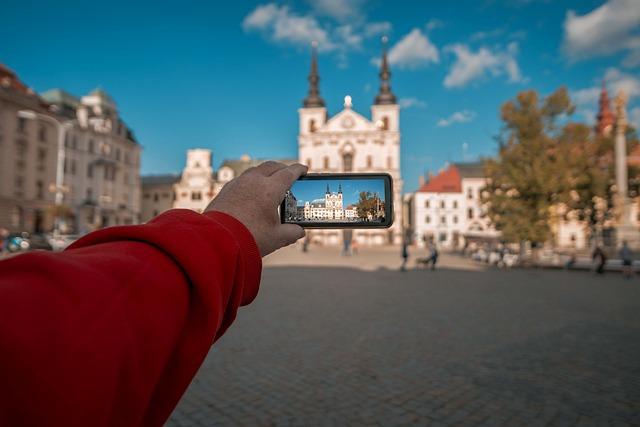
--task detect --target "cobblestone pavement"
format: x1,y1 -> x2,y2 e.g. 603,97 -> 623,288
168,248 -> 640,426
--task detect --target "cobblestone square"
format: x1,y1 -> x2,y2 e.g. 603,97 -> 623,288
168,248 -> 640,426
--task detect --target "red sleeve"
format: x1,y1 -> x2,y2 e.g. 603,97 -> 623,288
0,209 -> 261,427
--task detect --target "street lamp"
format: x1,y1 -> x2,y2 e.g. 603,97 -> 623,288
17,109 -> 71,237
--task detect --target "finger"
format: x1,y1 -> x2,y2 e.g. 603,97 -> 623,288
252,160 -> 288,177
277,224 -> 306,247
272,163 -> 308,191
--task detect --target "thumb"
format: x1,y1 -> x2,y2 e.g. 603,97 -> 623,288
277,224 -> 306,247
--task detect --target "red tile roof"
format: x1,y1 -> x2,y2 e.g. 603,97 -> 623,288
0,63 -> 30,94
417,164 -> 462,193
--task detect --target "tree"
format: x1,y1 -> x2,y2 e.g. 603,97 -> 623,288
356,191 -> 378,219
483,88 -> 574,249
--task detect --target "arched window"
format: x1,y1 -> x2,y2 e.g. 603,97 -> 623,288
309,119 -> 317,133
342,153 -> 353,172
366,155 -> 373,168
382,116 -> 389,130
323,156 -> 329,169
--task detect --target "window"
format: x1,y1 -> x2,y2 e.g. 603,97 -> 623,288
366,155 -> 373,168
343,153 -> 353,172
425,200 -> 430,208
17,117 -> 26,133
37,148 -> 46,171
467,188 -> 473,199
425,215 -> 431,224
323,156 -> 329,169
440,200 -> 445,209
15,175 -> 23,189
453,215 -> 458,224
87,164 -> 93,178
70,159 -> 76,175
309,119 -> 316,133
86,188 -> 93,200
143,193 -> 151,199
162,193 -> 169,199
36,180 -> 44,199
387,156 -> 392,169
153,193 -> 159,202
453,201 -> 458,209
441,216 -> 446,224
72,135 -> 77,149
191,191 -> 202,201
381,116 -> 389,130
468,208 -> 474,220
88,139 -> 95,153
439,232 -> 447,242
15,139 -> 27,158
38,125 -> 46,142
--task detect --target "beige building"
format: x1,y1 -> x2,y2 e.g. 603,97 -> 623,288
0,64 -> 141,234
141,151 -> 294,222
0,65 -> 58,233
298,44 -> 402,245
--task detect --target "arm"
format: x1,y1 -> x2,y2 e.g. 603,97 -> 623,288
0,162 -> 307,427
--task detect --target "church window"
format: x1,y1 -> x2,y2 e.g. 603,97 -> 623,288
366,155 -> 373,168
382,116 -> 389,130
468,208 -> 474,219
191,191 -> 202,201
467,187 -> 473,199
343,153 -> 353,172
323,156 -> 329,169
425,200 -> 430,208
309,119 -> 317,133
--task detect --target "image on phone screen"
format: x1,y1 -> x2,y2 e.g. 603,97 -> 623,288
281,173 -> 393,228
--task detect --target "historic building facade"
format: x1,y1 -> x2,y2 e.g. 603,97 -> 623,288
297,42 -> 403,245
412,162 -> 498,249
0,64 -> 141,234
299,184 -> 358,221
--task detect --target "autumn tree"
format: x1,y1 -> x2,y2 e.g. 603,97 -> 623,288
356,191 -> 378,219
483,88 -> 574,248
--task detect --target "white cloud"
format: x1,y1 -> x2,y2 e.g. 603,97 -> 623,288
437,110 -> 476,127
309,0 -> 365,21
399,97 -> 427,109
387,28 -> 439,68
604,67 -> 640,99
629,107 -> 640,128
364,21 -> 391,37
243,4 -> 335,51
562,0 -> 640,66
443,42 -> 523,88
425,19 -> 443,31
335,25 -> 363,49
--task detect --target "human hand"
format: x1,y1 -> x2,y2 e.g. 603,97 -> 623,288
205,161 -> 307,257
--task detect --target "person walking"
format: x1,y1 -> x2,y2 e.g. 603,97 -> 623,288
592,245 -> 607,275
400,240 -> 409,271
428,243 -> 439,270
619,240 -> 633,278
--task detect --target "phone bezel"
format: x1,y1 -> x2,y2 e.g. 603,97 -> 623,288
280,173 -> 394,228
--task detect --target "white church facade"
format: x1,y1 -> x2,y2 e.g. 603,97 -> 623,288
297,41 -> 403,245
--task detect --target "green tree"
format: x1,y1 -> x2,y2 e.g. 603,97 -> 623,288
356,191 -> 378,219
483,88 -> 574,249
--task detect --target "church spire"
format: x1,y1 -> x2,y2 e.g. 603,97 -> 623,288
595,80 -> 615,137
374,36 -> 397,105
326,183 -> 330,194
303,42 -> 325,108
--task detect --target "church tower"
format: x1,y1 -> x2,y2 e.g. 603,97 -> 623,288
298,42 -> 327,148
595,81 -> 615,138
371,36 -> 399,133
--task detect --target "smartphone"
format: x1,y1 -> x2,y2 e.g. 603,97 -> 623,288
280,173 -> 393,228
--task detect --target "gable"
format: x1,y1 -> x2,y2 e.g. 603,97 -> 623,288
318,108 -> 377,133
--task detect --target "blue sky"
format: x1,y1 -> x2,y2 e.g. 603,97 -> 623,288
290,178 -> 385,206
2,0 -> 639,192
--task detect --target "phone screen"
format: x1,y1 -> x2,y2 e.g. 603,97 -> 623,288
281,173 -> 393,228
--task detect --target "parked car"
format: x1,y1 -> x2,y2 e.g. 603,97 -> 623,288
5,232 -> 53,253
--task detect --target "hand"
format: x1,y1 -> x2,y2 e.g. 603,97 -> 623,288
205,161 -> 308,257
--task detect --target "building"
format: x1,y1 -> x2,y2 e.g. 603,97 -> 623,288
412,162 -> 497,249
0,64 -> 141,234
297,41 -> 402,245
296,184 -> 357,221
0,64 -> 57,233
141,152 -> 296,222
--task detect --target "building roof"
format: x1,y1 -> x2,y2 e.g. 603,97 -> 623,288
142,174 -> 181,186
0,63 -> 30,95
41,89 -> 80,107
417,164 -> 462,193
454,161 -> 485,179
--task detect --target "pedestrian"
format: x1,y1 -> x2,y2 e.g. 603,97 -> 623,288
619,240 -> 633,279
400,240 -> 409,271
592,245 -> 607,274
302,233 -> 310,252
565,251 -> 577,270
0,161 -> 307,427
428,243 -> 439,270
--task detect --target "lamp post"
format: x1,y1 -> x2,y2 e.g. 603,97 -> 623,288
17,110 -> 71,237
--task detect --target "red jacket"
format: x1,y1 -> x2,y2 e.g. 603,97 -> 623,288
0,209 -> 262,426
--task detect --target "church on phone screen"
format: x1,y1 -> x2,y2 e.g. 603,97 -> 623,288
297,39 -> 403,245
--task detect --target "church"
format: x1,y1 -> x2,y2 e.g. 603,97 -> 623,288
297,40 -> 403,245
